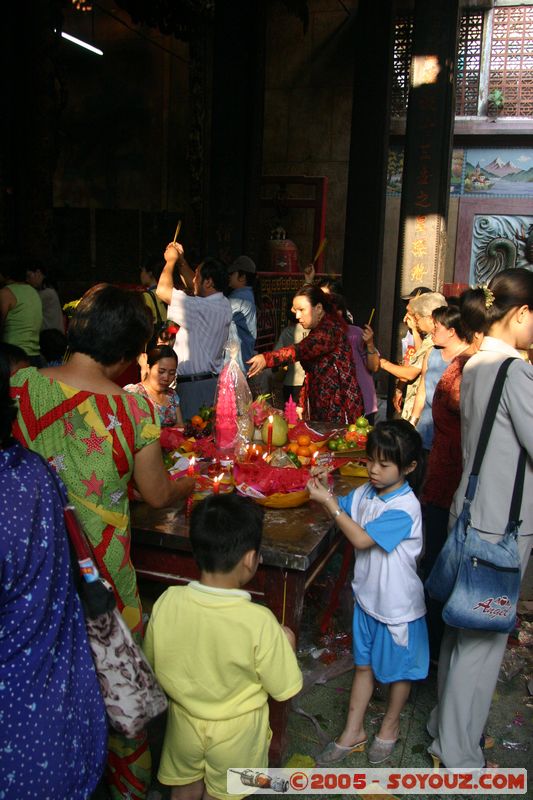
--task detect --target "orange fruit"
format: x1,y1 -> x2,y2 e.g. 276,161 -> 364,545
181,440 -> 195,453
297,446 -> 312,457
191,415 -> 203,428
297,434 -> 311,447
288,442 -> 300,454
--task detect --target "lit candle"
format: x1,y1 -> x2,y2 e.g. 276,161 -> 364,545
213,472 -> 224,495
187,456 -> 195,477
267,415 -> 274,454
311,450 -> 319,466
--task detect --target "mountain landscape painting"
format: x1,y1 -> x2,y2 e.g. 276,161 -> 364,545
464,149 -> 533,195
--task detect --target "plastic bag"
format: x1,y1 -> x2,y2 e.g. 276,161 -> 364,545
214,341 -> 253,456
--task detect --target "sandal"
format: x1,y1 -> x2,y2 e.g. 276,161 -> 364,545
367,735 -> 399,764
429,751 -> 498,770
316,738 -> 367,765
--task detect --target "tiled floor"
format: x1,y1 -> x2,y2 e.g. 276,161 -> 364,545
141,557 -> 533,800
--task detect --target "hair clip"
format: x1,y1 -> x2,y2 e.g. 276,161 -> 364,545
471,283 -> 495,308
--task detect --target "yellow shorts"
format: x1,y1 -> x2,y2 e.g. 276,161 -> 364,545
158,702 -> 272,800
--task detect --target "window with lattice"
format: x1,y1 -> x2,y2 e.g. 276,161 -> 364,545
489,5 -> 533,117
455,11 -> 484,116
391,14 -> 414,117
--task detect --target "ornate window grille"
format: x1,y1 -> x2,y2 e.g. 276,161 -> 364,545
489,5 -> 533,117
455,11 -> 484,116
391,14 -> 414,117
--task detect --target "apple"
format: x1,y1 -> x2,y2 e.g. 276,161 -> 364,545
355,416 -> 369,429
347,424 -> 358,432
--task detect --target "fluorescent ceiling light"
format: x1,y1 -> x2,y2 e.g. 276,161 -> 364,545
61,31 -> 103,55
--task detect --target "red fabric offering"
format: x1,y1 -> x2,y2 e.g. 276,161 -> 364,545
233,462 -> 310,495
160,429 -> 217,459
160,427 -> 187,450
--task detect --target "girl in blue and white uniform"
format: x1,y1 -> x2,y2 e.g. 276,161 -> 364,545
308,419 -> 429,765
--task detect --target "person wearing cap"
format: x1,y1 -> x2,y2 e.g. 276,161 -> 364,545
226,255 -> 257,374
156,242 -> 232,420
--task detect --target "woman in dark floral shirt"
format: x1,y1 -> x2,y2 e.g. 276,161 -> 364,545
248,285 -> 363,422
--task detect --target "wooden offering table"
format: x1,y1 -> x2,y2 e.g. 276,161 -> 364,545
130,472 -> 363,764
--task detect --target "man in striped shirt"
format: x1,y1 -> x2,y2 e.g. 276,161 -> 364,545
157,243 -> 232,420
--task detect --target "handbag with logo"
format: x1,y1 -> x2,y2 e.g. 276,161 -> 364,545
425,358 -> 524,634
62,503 -> 168,737
39,451 -> 170,738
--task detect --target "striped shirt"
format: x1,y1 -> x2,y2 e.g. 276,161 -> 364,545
168,288 -> 232,376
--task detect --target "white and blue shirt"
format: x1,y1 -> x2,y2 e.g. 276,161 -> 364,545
339,481 -> 426,625
227,286 -> 257,373
168,289 -> 232,376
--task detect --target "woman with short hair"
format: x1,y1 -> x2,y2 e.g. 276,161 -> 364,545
247,284 -> 363,422
0,348 -> 108,799
10,283 -> 194,800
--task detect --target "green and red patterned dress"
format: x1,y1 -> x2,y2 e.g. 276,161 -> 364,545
10,367 -> 161,800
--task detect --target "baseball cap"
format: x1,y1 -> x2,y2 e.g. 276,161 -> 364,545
401,286 -> 432,301
228,255 -> 256,274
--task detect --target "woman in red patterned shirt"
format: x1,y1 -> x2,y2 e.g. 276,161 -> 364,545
247,285 -> 363,422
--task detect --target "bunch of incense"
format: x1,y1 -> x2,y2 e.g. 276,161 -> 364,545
172,220 -> 182,244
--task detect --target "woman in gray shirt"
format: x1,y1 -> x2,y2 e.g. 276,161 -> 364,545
427,268 -> 533,770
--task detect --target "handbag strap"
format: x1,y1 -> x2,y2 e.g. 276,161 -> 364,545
470,357 -> 515,477
465,356 -> 526,528
508,447 -> 527,529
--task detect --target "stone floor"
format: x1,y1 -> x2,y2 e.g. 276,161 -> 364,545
142,556 -> 533,800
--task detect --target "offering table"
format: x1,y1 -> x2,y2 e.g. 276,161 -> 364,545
130,472 -> 364,764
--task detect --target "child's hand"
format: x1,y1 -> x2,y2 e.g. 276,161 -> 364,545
281,625 -> 296,651
309,465 -> 333,489
307,476 -> 332,504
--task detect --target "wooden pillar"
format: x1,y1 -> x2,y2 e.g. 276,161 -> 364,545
391,0 -> 460,351
207,0 -> 266,263
342,0 -> 395,326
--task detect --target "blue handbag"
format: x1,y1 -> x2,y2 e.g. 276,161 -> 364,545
425,358 -> 525,634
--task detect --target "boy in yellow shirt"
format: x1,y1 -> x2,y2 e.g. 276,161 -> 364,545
143,494 -> 302,800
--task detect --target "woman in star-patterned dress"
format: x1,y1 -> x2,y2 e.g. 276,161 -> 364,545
1,349 -> 108,799
10,285 -> 194,800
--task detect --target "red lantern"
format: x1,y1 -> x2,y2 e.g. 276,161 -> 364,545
268,228 -> 299,273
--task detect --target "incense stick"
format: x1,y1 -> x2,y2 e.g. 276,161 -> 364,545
367,307 -> 375,327
312,237 -> 327,264
172,219 -> 182,244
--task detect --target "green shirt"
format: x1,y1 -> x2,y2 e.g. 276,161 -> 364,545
2,283 -> 43,356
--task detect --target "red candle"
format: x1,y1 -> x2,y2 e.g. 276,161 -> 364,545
185,495 -> 193,518
311,450 -> 319,466
213,473 -> 224,495
187,456 -> 195,477
267,415 -> 273,454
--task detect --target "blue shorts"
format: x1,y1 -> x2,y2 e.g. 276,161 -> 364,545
353,604 -> 429,684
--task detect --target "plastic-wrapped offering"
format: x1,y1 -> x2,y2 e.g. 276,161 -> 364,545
214,341 -> 253,456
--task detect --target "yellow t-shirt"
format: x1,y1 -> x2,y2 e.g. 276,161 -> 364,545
143,581 -> 303,720
142,289 -> 167,326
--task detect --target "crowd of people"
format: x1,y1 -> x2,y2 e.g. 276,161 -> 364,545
0,245 -> 532,798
